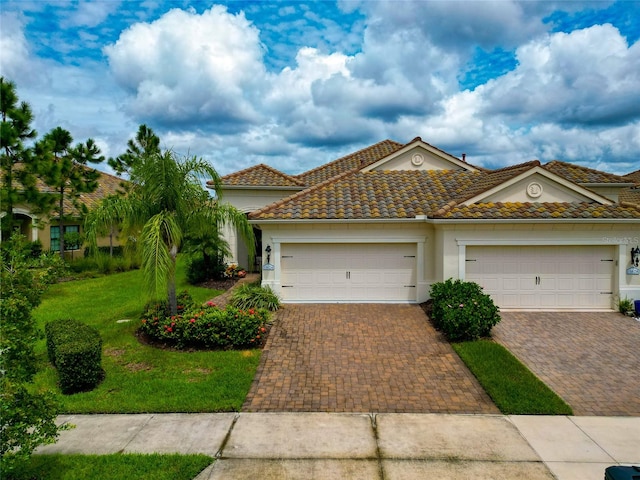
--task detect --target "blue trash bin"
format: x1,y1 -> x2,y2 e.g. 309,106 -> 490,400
635,300 -> 640,316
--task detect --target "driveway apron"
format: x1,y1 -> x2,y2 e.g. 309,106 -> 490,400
243,304 -> 498,413
493,312 -> 640,416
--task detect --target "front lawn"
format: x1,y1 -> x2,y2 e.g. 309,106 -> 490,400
452,340 -> 573,415
31,260 -> 261,413
8,454 -> 213,480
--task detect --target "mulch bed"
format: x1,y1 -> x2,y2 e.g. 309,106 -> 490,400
196,277 -> 238,292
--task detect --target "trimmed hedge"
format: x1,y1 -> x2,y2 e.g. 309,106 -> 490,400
429,279 -> 501,341
45,319 -> 104,394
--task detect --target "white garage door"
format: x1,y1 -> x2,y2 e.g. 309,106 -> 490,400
280,243 -> 417,302
465,245 -> 614,310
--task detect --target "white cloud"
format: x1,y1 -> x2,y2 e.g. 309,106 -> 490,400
0,12 -> 33,82
104,5 -> 267,128
479,24 -> 640,127
63,0 -> 122,28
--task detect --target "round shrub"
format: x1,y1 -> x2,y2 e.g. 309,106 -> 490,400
429,279 -> 500,341
140,301 -> 270,349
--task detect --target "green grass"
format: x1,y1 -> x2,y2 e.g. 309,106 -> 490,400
452,340 -> 573,415
31,258 -> 261,413
8,454 -> 213,480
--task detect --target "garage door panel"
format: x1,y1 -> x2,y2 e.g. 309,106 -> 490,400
280,243 -> 417,302
466,245 -> 614,310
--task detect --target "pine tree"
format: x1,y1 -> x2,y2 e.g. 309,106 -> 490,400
37,127 -> 104,256
108,124 -> 160,177
0,77 -> 52,237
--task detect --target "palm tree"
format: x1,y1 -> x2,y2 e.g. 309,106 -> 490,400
86,149 -> 254,315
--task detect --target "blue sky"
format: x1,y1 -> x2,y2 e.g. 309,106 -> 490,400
1,0 -> 639,176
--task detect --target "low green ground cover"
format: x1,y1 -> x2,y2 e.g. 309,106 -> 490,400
452,340 -> 573,415
7,454 -> 213,480
31,259 -> 261,413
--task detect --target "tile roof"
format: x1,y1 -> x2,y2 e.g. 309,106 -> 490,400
624,169 -> 640,184
250,170 -> 480,220
620,187 -> 640,207
46,169 -> 126,217
249,166 -> 640,221
232,139 -> 640,222
2,166 -> 126,218
436,202 -> 640,219
454,161 -> 540,202
218,163 -> 305,188
295,139 -> 404,186
543,160 -> 631,184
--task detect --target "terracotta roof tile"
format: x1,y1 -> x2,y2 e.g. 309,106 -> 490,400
2,167 -> 126,218
624,169 -> 640,184
454,161 -> 540,202
295,139 -> 404,186
249,170 -> 478,220
620,187 -> 640,206
219,163 -> 305,187
543,160 -> 631,184
436,202 -> 640,219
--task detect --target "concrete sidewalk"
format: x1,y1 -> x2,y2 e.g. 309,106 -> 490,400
36,413 -> 639,480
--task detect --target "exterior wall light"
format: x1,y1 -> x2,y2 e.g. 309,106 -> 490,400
631,246 -> 640,267
265,245 -> 272,264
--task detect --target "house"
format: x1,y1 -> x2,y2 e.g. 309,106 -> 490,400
212,137 -> 640,309
1,169 -> 124,255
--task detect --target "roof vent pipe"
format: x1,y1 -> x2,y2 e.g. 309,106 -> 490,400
462,153 -> 466,162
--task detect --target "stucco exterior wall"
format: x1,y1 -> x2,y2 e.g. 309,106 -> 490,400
220,189 -> 301,263
256,220 -> 639,305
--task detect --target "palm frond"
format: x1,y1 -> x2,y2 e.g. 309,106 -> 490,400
141,212 -> 182,300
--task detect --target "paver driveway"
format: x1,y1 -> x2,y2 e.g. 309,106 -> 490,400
493,312 -> 640,416
243,304 -> 498,413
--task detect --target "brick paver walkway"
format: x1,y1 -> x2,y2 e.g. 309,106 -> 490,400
493,312 -> 640,416
243,304 -> 498,413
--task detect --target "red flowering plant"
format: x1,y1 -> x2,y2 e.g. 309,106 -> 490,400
139,299 -> 270,349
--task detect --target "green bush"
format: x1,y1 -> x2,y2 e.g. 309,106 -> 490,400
429,279 -> 500,341
45,319 -> 104,394
142,290 -> 194,321
230,283 -> 280,312
617,296 -> 634,315
186,256 -> 226,284
140,301 -> 270,349
84,245 -> 125,257
1,234 -> 63,473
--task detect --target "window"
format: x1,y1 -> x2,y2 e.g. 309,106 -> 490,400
50,225 -> 80,251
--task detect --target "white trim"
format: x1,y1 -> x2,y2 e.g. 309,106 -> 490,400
456,238 -> 628,246
0,208 -> 39,242
272,236 -> 426,244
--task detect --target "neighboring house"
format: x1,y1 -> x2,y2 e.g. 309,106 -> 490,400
1,169 -> 124,255
212,137 -> 640,309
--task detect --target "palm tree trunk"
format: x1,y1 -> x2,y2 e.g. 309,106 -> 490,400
168,244 -> 178,316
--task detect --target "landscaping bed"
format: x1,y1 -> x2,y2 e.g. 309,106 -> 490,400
31,262 -> 262,414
